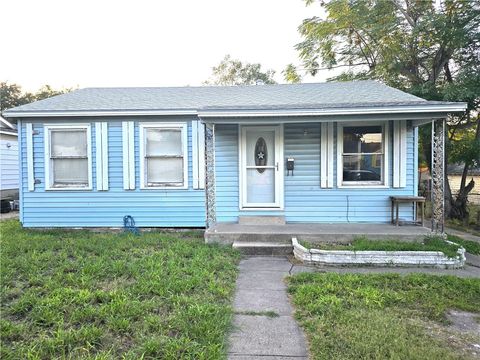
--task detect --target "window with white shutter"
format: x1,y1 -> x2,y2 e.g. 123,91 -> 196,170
139,123 -> 188,189
44,125 -> 92,190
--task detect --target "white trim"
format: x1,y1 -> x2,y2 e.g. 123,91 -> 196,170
3,109 -> 198,117
95,122 -> 109,191
337,121 -> 389,188
393,120 -> 407,188
320,122 -> 334,188
0,116 -> 16,130
139,122 -> 188,189
192,120 -> 199,189
102,123 -> 109,190
122,121 -> 136,190
191,120 -> 206,190
198,122 -> 205,189
25,123 -> 34,191
17,120 -> 23,222
198,104 -> 467,118
128,121 -> 135,189
239,125 -> 284,210
44,123 -> 93,191
3,103 -> 466,119
0,130 -> 18,136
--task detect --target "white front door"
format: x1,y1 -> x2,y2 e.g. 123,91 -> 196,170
240,125 -> 283,209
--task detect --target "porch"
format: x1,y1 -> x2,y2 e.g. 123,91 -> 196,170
205,221 -> 432,254
203,119 -> 447,245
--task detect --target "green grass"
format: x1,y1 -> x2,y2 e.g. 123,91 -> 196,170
0,220 -> 240,359
288,272 -> 480,360
300,236 -> 462,258
447,234 -> 480,255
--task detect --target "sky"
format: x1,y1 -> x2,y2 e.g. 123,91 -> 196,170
1,0 -> 334,92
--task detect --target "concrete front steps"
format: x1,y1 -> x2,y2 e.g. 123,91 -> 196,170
232,241 -> 293,255
205,216 -> 432,255
226,216 -> 292,255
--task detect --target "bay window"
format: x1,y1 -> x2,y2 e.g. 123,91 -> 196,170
140,123 -> 188,188
45,124 -> 92,190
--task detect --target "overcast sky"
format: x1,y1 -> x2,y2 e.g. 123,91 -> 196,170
1,0 -> 332,91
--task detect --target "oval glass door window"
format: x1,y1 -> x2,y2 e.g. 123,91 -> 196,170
255,137 -> 268,173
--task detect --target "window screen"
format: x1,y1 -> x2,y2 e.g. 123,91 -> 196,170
49,129 -> 89,187
144,128 -> 184,186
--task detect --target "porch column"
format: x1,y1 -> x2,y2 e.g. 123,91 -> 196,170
431,118 -> 446,233
205,123 -> 216,228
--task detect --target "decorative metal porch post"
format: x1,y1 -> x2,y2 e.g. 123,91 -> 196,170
431,119 -> 446,233
205,123 -> 217,228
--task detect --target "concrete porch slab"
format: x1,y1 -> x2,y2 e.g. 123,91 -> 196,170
205,223 -> 432,245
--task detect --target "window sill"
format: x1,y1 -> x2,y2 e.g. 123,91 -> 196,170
140,185 -> 188,190
338,184 -> 389,189
45,186 -> 92,191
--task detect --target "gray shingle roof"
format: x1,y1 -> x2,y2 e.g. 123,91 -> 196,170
1,81 -> 424,112
2,80 -> 466,117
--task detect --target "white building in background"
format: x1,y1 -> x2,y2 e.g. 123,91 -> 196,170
0,116 -> 19,211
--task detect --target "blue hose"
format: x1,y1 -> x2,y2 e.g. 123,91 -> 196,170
123,215 -> 139,235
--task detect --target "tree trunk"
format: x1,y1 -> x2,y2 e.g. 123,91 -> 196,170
448,117 -> 480,220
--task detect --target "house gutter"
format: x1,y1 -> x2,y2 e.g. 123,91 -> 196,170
0,130 -> 18,136
1,109 -> 198,118
2,103 -> 467,119
197,103 -> 467,118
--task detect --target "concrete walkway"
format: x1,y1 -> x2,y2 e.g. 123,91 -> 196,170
228,256 -> 308,359
227,254 -> 480,359
446,226 -> 480,243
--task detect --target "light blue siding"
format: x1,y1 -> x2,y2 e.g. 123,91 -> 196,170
20,118 -> 206,227
19,117 -> 418,227
215,122 -> 416,223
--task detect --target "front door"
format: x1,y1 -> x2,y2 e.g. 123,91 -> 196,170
240,125 -> 283,209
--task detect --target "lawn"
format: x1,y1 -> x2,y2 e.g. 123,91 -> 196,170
288,272 -> 480,360
0,220 -> 240,359
447,234 -> 480,255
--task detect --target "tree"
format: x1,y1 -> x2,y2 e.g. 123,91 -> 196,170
0,82 -> 34,111
0,82 -> 72,112
205,55 -> 277,85
287,0 -> 480,220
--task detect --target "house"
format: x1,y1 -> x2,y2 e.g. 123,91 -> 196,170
420,164 -> 480,205
2,81 -> 466,232
447,164 -> 480,205
0,116 -> 19,212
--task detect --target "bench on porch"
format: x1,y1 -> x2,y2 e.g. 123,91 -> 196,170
390,196 -> 426,227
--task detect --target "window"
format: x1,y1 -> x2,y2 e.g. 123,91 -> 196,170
140,123 -> 188,188
44,125 -> 92,190
339,124 -> 387,186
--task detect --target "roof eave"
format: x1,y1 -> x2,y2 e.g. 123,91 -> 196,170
2,103 -> 467,119
2,109 -> 198,118
198,103 -> 467,118
0,130 -> 18,136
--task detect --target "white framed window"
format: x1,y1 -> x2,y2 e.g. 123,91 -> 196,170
139,122 -> 188,189
44,124 -> 92,190
337,122 -> 389,188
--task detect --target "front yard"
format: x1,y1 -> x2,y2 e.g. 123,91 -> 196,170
2,218 -> 480,359
0,220 -> 240,359
288,272 -> 480,359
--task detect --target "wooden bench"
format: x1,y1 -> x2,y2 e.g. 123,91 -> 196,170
390,196 -> 426,227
